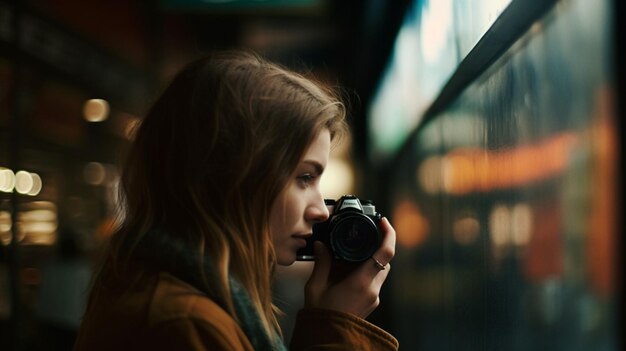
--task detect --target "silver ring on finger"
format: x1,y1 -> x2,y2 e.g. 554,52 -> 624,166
370,256 -> 387,271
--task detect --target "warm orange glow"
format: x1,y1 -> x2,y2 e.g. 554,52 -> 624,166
587,88 -> 617,298
418,156 -> 444,194
441,131 -> 578,194
16,205 -> 59,245
0,211 -> 12,246
392,199 -> 430,249
522,200 -> 563,282
453,215 -> 480,245
83,99 -> 110,122
96,217 -> 118,240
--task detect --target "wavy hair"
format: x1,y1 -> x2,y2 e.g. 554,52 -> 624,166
92,51 -> 348,338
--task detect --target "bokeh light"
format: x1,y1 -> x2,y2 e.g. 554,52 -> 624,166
83,98 -> 110,122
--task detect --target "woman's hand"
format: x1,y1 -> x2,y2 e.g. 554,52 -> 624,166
304,217 -> 396,319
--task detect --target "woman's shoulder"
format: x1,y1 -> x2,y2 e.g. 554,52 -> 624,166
75,270 -> 254,351
143,272 -> 254,350
149,272 -> 234,326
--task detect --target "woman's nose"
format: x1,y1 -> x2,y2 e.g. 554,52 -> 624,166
307,197 -> 330,223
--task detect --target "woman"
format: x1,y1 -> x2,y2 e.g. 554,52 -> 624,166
74,51 -> 398,351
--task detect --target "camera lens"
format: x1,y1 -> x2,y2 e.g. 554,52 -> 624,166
329,213 -> 380,262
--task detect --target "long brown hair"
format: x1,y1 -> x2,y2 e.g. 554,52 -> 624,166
94,51 -> 347,337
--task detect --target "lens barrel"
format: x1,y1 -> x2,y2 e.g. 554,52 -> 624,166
329,213 -> 379,262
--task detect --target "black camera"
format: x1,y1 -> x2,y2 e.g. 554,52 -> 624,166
296,195 -> 383,263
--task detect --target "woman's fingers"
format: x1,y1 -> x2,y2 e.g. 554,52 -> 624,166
304,218 -> 397,318
305,242 -> 332,297
362,217 -> 396,276
375,217 -> 396,264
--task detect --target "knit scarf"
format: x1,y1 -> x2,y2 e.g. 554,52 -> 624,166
137,227 -> 287,351
229,276 -> 287,351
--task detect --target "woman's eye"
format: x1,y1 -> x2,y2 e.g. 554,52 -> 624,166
297,174 -> 316,185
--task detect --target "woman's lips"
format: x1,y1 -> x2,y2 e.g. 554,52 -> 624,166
292,233 -> 312,248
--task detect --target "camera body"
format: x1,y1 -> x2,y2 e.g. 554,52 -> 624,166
296,195 -> 383,263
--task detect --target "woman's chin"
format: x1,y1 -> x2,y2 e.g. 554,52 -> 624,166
276,254 -> 296,266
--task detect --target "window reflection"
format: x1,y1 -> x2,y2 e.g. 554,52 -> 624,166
385,0 -> 618,349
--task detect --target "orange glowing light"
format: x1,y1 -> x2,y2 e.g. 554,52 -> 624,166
392,199 -> 430,249
96,217 -> 118,240
587,87 -> 617,298
442,131 -> 578,194
522,200 -> 564,282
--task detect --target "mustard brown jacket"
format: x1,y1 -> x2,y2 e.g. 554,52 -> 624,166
74,272 -> 399,350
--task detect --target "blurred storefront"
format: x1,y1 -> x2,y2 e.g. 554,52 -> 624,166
0,2 -> 155,349
368,0 -> 622,350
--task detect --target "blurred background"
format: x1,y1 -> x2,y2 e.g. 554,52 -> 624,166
0,0 -> 622,350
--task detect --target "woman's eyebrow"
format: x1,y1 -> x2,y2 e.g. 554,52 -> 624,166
302,160 -> 325,174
